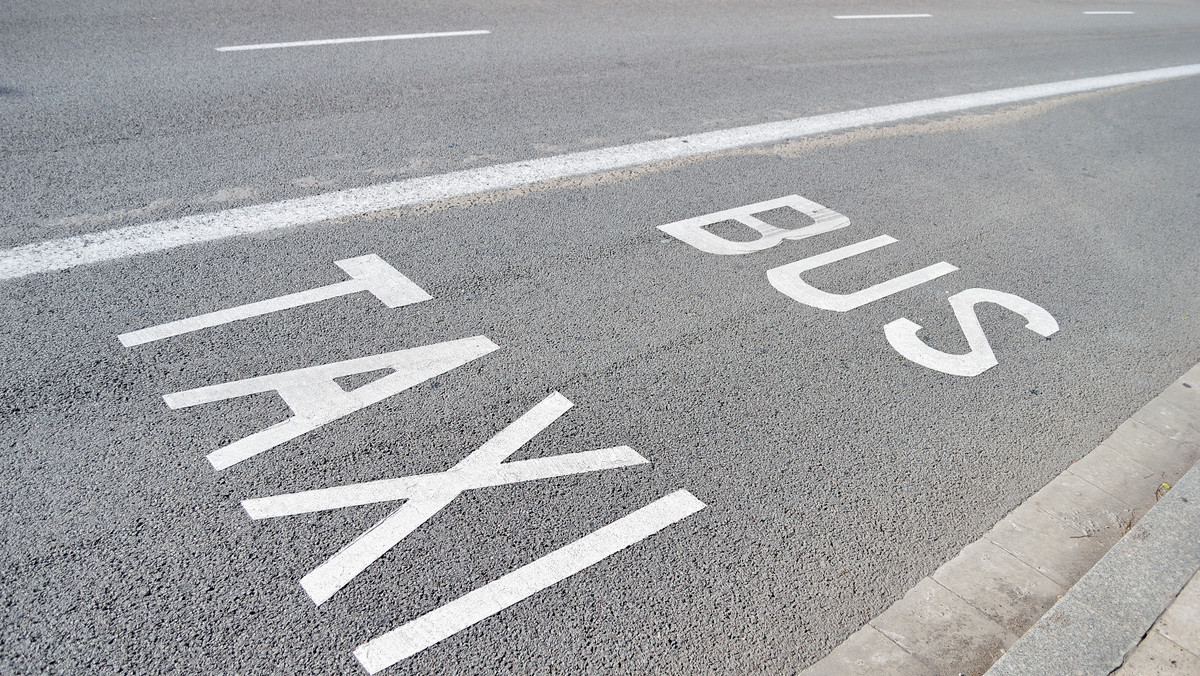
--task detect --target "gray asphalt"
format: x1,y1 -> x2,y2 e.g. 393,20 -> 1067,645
4,0 -> 1200,247
2,1 -> 1200,674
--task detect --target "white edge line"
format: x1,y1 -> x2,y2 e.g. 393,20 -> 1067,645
833,14 -> 933,19
4,62 -> 1200,282
215,30 -> 490,52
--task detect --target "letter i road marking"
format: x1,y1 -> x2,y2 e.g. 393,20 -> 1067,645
353,490 -> 706,673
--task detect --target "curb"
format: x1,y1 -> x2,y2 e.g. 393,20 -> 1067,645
987,450 -> 1200,674
802,363 -> 1200,675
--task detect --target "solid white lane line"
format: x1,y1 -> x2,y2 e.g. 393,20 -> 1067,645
352,489 -> 706,673
1083,11 -> 1135,15
215,30 -> 490,52
833,14 -> 932,19
4,63 -> 1200,283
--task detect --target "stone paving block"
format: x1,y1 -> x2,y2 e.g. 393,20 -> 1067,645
1133,400 -> 1200,444
1103,419 -> 1200,479
1160,376 -> 1200,415
988,595 -> 1136,676
1155,572 -> 1200,659
984,501 -> 1114,587
932,539 -> 1065,635
800,625 -> 933,676
1067,444 -> 1163,514
1027,471 -> 1135,535
988,468 -> 1200,676
1043,486 -> 1200,638
1184,364 -> 1200,388
870,578 -> 1017,676
1113,629 -> 1200,675
1055,527 -> 1199,634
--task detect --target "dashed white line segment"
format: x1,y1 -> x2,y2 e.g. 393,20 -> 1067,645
215,30 -> 490,52
833,14 -> 932,19
1083,11 -> 1135,15
3,63 -> 1200,282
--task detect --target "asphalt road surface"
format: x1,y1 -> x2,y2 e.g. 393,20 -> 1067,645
3,0 -> 1200,673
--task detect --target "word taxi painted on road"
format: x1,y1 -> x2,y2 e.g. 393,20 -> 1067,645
118,254 -> 704,673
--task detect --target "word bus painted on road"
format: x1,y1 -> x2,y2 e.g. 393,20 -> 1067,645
658,195 -> 1059,376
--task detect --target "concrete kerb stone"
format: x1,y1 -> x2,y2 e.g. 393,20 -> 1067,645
801,625 -> 934,676
931,540 -> 1065,636
1158,367 -> 1200,415
1066,445 -> 1162,514
801,363 -> 1200,675
1107,570 -> 1200,674
1134,398 -> 1200,445
1102,420 -> 1200,481
983,499 -> 1120,588
1026,472 -> 1136,539
986,457 -> 1200,675
870,578 -> 1018,676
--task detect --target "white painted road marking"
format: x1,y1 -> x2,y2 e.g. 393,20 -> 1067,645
833,14 -> 932,20
657,195 -> 850,255
661,194 -> 1058,375
353,489 -> 706,673
163,337 -> 499,470
885,288 -> 1059,376
215,30 -> 490,52
242,392 -> 650,605
118,254 -> 429,347
767,235 -> 958,312
4,63 -> 1200,282
1084,11 -> 1135,15
242,445 -> 647,519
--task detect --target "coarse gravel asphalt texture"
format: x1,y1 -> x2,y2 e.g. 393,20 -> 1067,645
3,0 -> 1200,674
